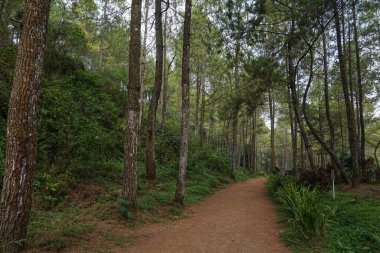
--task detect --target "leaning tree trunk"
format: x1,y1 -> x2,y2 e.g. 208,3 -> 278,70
122,0 -> 142,212
145,0 -> 164,180
287,40 -> 316,172
174,0 -> 192,206
302,50 -> 350,184
332,0 -> 359,186
0,0 -> 51,251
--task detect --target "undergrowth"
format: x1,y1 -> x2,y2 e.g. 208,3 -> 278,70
267,175 -> 380,252
26,147 -> 253,252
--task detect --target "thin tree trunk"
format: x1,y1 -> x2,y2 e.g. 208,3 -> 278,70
139,0 -> 150,128
352,1 -> 365,166
174,0 -> 192,205
318,94 -> 326,168
332,0 -> 359,186
231,41 -> 240,180
122,0 -> 142,212
0,0 -> 51,251
288,87 -> 298,179
322,25 -> 335,154
161,7 -> 168,123
375,139 -> 380,171
99,0 -> 108,71
252,109 -> 257,173
195,66 -> 201,134
269,89 -> 276,171
199,74 -> 206,147
145,0 -> 164,180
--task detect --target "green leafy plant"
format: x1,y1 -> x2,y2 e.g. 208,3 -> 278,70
276,181 -> 335,238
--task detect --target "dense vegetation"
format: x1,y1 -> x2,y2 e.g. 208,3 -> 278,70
268,175 -> 380,252
0,0 -> 379,251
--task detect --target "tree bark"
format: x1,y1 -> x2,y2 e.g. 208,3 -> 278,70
145,0 -> 164,180
287,87 -> 298,179
195,65 -> 201,134
174,0 -> 192,206
161,7 -> 168,123
231,41 -> 241,180
352,1 -> 365,166
199,74 -> 206,147
139,0 -> 150,129
122,0 -> 142,212
322,25 -> 335,154
99,0 -> 108,71
269,89 -> 276,172
332,0 -> 359,186
0,0 -> 51,251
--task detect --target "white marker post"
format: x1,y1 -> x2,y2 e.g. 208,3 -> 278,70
331,169 -> 335,200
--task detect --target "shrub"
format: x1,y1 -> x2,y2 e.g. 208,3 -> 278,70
266,174 -> 294,198
276,182 -> 335,238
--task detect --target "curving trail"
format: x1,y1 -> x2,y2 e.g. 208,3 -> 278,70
118,177 -> 290,253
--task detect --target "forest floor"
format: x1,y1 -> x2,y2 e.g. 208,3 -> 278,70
58,177 -> 290,253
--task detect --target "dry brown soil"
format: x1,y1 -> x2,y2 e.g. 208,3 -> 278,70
115,177 -> 290,253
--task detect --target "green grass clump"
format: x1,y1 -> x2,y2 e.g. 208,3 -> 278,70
276,182 -> 335,238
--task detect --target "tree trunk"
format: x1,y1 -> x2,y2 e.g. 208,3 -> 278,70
332,0 -> 359,186
99,0 -> 108,71
322,25 -> 335,154
318,94 -> 326,168
199,74 -> 206,147
375,139 -> 380,171
161,7 -> 168,124
252,109 -> 257,173
174,0 -> 192,206
269,89 -> 276,172
288,87 -> 298,179
302,50 -> 350,184
287,43 -> 316,171
195,66 -> 201,134
122,0 -> 142,212
352,1 -> 365,166
139,0 -> 150,128
231,41 -> 240,180
145,0 -> 164,180
0,0 -> 51,251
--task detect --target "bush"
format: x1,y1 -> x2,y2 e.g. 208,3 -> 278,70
276,182 -> 335,238
266,174 -> 294,198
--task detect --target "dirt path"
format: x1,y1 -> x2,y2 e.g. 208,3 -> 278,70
117,177 -> 289,253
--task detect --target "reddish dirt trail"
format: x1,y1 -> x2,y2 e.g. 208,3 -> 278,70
118,177 -> 289,253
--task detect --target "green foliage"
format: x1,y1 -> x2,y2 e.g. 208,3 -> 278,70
235,168 -> 253,182
117,198 -> 134,220
33,170 -> 73,209
266,174 -> 295,198
276,182 -> 335,238
28,208 -> 95,251
38,69 -> 123,180
324,193 -> 380,253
